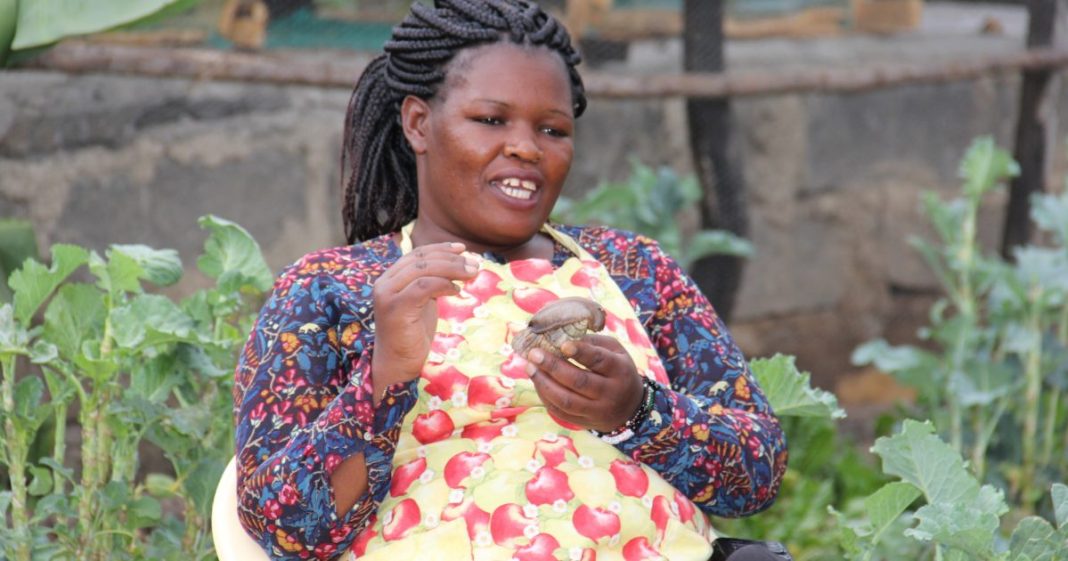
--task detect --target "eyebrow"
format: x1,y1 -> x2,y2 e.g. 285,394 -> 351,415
473,98 -> 573,119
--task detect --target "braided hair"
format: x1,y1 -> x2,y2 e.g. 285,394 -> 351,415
341,0 -> 587,243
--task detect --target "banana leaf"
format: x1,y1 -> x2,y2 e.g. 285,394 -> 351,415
10,0 -> 201,51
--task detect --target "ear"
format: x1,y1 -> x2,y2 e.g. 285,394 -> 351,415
400,95 -> 431,155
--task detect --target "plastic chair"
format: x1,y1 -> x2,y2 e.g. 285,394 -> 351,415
212,456 -> 271,561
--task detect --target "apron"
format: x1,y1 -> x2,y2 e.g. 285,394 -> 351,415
350,223 -> 713,561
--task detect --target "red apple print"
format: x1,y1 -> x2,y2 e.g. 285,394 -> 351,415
490,503 -> 536,547
650,495 -> 673,541
622,536 -> 662,561
430,333 -> 466,356
625,318 -> 650,346
547,410 -> 583,431
578,549 -> 597,561
510,260 -> 554,283
609,460 -> 650,498
462,418 -> 509,442
512,287 -> 559,314
412,410 -> 455,444
513,533 -> 561,561
390,457 -> 427,497
382,499 -> 421,542
524,466 -> 575,505
500,354 -> 530,380
464,269 -> 506,302
351,524 -> 377,557
572,505 -> 620,542
437,292 -> 480,323
467,376 -> 511,408
444,451 -> 492,488
443,498 -> 490,540
603,311 -> 624,335
421,365 -> 469,400
534,435 -> 578,468
491,406 -> 528,421
674,490 -> 697,524
569,267 -> 599,289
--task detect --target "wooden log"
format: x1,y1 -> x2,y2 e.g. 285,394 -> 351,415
582,49 -> 1068,98
1002,0 -> 1067,257
566,6 -> 845,41
23,41 -> 1068,99
26,41 -> 372,87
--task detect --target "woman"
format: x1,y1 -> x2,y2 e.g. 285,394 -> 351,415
233,2 -> 787,560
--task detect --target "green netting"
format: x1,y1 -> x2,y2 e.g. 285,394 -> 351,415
133,0 -> 851,53
207,8 -> 392,50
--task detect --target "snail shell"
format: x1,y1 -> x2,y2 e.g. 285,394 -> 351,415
512,297 -> 606,357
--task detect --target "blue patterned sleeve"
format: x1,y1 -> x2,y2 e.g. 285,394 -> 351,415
615,239 -> 787,518
233,254 -> 418,560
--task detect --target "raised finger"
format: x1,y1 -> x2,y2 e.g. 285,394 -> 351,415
392,275 -> 464,306
383,254 -> 478,294
560,335 -> 630,378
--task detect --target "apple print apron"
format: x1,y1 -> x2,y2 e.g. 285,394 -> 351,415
350,223 -> 713,561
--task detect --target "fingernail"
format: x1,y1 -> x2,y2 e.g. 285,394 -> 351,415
451,242 -> 466,250
463,254 -> 480,272
525,362 -> 537,376
560,341 -> 576,357
528,349 -> 544,364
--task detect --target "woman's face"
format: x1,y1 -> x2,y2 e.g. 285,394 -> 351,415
403,42 -> 575,255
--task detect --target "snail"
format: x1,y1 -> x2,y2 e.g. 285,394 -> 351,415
512,297 -> 606,357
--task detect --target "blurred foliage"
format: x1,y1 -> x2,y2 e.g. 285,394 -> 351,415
853,137 -> 1068,514
1,0 -> 203,65
0,216 -> 270,561
553,160 -> 753,271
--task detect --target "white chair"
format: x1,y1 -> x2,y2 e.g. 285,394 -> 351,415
212,457 -> 271,561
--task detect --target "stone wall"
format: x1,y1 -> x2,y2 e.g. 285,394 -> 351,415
2,20 -> 1067,393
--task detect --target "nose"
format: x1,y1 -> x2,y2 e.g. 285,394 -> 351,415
503,136 -> 542,163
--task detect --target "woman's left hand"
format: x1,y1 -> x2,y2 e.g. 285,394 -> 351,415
524,334 -> 645,433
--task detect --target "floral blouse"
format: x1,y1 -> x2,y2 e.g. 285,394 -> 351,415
233,225 -> 787,560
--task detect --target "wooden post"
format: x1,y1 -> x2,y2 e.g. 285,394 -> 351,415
684,0 -> 748,322
1002,0 -> 1067,257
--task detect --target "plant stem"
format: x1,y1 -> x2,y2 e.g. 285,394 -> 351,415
2,354 -> 31,561
183,501 -> 199,553
77,393 -> 99,552
1040,390 -> 1058,475
1020,289 -> 1043,509
947,206 -> 980,454
53,401 -> 68,494
1058,304 -> 1067,346
972,399 -> 1007,482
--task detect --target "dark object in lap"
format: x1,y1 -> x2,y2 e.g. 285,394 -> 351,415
711,538 -> 794,561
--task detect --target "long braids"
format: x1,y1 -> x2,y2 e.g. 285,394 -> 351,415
341,0 -> 587,243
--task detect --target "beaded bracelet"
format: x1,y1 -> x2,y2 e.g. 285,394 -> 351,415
590,377 -> 657,445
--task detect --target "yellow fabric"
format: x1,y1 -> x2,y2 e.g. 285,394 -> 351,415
351,223 -> 712,561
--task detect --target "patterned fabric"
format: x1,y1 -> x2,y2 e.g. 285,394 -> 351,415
233,224 -> 787,561
346,223 -> 712,561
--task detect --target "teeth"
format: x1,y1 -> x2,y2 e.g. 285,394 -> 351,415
501,186 -> 533,200
500,178 -> 536,191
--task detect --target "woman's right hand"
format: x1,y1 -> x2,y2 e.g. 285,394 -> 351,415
371,242 -> 479,404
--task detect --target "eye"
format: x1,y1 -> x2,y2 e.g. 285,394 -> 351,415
474,116 -> 504,126
541,126 -> 570,138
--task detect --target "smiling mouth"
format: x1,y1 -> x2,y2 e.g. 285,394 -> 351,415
493,177 -> 537,200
